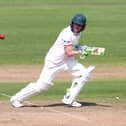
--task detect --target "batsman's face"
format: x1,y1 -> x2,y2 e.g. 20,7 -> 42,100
73,23 -> 83,33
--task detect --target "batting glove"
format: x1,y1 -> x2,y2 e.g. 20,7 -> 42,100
79,50 -> 89,57
79,46 -> 92,59
78,45 -> 88,52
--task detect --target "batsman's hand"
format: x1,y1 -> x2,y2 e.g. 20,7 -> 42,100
78,45 -> 88,52
79,45 -> 91,56
79,50 -> 89,59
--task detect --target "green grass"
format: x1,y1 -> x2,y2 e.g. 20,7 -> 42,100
0,0 -> 126,4
0,79 -> 126,101
0,0 -> 125,106
0,0 -> 126,65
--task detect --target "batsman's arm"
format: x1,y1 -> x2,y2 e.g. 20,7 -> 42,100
64,45 -> 80,57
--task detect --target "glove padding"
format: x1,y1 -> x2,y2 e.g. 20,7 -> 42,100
77,45 -> 90,59
80,50 -> 89,57
78,45 -> 89,57
78,45 -> 88,52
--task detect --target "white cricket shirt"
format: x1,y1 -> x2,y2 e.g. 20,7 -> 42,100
45,26 -> 81,64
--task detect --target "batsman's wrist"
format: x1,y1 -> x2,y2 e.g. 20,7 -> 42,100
78,50 -> 82,54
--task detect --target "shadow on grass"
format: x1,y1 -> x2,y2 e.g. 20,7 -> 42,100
23,101 -> 111,108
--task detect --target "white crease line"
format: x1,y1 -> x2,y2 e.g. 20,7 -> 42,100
0,96 -> 91,123
0,93 -> 11,98
40,107 -> 91,123
27,101 -> 90,123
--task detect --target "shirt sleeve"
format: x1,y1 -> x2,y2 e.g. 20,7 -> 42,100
61,30 -> 73,46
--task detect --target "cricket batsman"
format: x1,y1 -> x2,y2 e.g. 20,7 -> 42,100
10,13 -> 96,107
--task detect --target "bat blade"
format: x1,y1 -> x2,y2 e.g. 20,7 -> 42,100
91,47 -> 105,56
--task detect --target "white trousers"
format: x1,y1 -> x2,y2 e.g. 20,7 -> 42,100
11,59 -> 90,102
37,59 -> 87,85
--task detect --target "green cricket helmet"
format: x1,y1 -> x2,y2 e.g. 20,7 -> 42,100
71,13 -> 86,32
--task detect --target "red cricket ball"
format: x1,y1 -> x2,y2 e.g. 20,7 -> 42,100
0,34 -> 5,40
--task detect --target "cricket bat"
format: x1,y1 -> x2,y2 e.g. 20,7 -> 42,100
79,46 -> 105,59
89,47 -> 105,56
